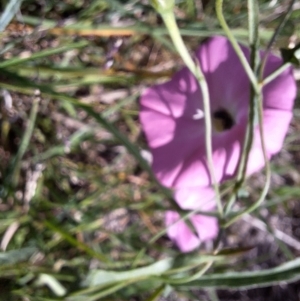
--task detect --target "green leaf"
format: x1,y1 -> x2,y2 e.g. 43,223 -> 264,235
171,258 -> 300,289
0,247 -> 37,265
81,253 -> 227,290
82,258 -> 173,287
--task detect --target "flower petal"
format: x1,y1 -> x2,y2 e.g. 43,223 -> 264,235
196,36 -> 251,117
247,109 -> 293,175
174,186 -> 216,210
262,55 -> 296,111
140,68 -> 201,119
165,210 -> 218,253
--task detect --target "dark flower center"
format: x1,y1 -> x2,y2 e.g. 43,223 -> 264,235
213,108 -> 235,132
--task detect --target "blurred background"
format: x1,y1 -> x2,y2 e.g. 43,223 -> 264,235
0,0 -> 300,300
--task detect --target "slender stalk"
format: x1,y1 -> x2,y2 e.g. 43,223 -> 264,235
224,0 -> 260,216
248,0 -> 259,47
158,9 -> 223,217
262,62 -> 291,86
225,0 -> 294,225
158,13 -> 196,75
224,190 -> 237,216
224,92 -> 271,227
215,0 -> 259,94
145,285 -> 166,301
259,0 -> 296,80
165,261 -> 213,284
10,90 -> 40,187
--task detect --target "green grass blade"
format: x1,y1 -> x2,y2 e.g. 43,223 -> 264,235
44,220 -> 110,263
17,15 -> 273,40
0,41 -> 88,68
170,258 -> 300,289
4,91 -> 39,190
0,0 -> 23,31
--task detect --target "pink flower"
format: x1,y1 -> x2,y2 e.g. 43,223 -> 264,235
165,187 -> 218,252
140,36 -> 296,252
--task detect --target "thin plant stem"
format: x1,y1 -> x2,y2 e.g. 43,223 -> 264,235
259,0 -> 296,80
224,193 -> 237,216
224,0 -> 260,216
243,213 -> 300,251
215,0 -> 259,94
224,0 -> 294,225
10,90 -> 40,187
165,261 -> 213,284
159,12 -> 196,75
262,62 -> 291,86
224,92 -> 271,228
145,285 -> 166,301
248,0 -> 259,47
157,8 -> 223,217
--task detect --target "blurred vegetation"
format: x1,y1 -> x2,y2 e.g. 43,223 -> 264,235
0,0 -> 299,300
